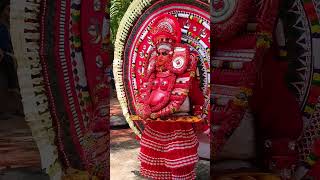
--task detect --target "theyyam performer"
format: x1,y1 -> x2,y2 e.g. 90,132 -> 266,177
135,14 -> 205,179
113,0 -> 210,179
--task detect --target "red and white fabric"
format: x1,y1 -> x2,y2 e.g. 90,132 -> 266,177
139,121 -> 199,180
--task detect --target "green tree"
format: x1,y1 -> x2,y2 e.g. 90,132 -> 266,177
110,0 -> 133,44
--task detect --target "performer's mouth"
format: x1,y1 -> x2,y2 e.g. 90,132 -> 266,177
156,58 -> 167,66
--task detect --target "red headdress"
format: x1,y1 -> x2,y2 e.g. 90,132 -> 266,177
150,14 -> 182,48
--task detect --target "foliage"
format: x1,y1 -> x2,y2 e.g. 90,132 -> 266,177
110,0 -> 133,44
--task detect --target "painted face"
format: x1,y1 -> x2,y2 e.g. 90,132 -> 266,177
156,48 -> 173,67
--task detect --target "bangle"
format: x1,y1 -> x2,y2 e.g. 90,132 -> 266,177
257,32 -> 273,48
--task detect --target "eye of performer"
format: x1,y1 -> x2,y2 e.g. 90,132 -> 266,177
157,49 -> 170,56
161,51 -> 167,56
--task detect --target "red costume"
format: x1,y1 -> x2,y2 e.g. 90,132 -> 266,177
136,14 -> 205,180
212,0 -> 303,178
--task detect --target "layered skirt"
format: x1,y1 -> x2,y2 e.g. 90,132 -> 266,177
139,121 -> 199,180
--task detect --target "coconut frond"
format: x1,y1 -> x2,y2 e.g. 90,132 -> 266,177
110,0 -> 133,44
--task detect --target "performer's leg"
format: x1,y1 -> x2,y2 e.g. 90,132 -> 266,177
251,52 -> 303,176
171,165 -> 196,180
139,121 -> 199,180
164,122 -> 199,180
139,122 -> 172,179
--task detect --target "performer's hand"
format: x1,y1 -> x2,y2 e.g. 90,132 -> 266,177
0,48 -> 3,63
203,128 -> 210,136
136,103 -> 151,119
150,113 -> 159,120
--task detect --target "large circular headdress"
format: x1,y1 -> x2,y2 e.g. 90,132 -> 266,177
114,0 -> 210,136
210,0 -> 320,163
211,0 -> 237,23
211,0 -> 253,42
279,1 -> 320,161
150,14 -> 182,44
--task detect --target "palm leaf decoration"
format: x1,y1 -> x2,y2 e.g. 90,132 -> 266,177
110,0 -> 133,44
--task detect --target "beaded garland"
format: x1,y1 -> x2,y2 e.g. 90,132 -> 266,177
10,0 -> 64,179
11,0 -> 111,179
55,0 -> 110,177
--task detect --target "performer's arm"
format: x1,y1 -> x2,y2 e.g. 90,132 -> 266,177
150,51 -> 198,119
136,54 -> 156,104
256,0 -> 281,34
189,77 -> 205,116
150,72 -> 193,119
135,65 -> 156,119
254,0 -> 282,79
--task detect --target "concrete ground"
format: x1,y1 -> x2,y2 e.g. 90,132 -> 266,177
110,128 -> 210,180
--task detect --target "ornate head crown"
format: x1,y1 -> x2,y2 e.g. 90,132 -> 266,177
150,14 -> 182,48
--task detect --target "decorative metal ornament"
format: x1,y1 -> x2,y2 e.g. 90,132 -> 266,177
212,0 -> 237,23
172,57 -> 185,69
